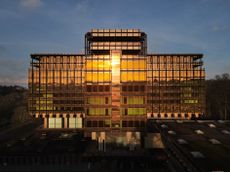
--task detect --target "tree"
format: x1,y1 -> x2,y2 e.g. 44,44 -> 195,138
206,73 -> 230,120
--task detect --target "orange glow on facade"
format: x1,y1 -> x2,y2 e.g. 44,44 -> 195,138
28,29 -> 205,130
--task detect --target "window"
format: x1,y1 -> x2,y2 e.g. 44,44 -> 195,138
104,120 -> 110,127
104,72 -> 111,82
122,85 -> 127,91
99,85 -> 103,92
97,73 -> 102,82
48,118 -> 62,128
105,85 -> 110,92
125,109 -> 128,115
121,60 -> 146,70
121,61 -> 127,69
139,72 -> 146,81
105,97 -> 109,104
133,72 -> 139,81
105,109 -> 109,115
92,121 -> 97,127
139,60 -> 146,69
127,108 -> 146,116
126,97 -> 144,104
133,61 -> 139,69
122,121 -> 127,127
86,121 -> 91,127
124,97 -> 127,104
86,61 -> 92,69
134,121 -> 139,127
127,72 -> 133,81
139,121 -> 145,127
99,121 -> 104,127
86,72 -> 92,81
128,121 -> 133,127
128,86 -> 133,92
88,108 -> 106,116
69,117 -> 82,128
121,72 -> 127,82
86,72 -> 111,82
93,86 -> 97,92
140,85 -> 145,91
184,100 -> 198,104
87,97 -> 109,105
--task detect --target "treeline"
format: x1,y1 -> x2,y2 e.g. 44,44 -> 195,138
206,73 -> 230,120
0,86 -> 31,127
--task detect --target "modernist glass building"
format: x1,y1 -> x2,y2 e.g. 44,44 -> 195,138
28,29 -> 205,131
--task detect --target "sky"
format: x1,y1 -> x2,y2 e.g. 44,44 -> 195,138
0,0 -> 230,87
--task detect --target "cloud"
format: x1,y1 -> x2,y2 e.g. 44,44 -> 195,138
0,58 -> 27,86
0,77 -> 27,87
75,0 -> 89,14
20,0 -> 42,10
0,45 -> 7,53
211,25 -> 230,33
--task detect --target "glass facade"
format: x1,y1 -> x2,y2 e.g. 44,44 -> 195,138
28,29 -> 205,130
28,54 -> 84,128
84,29 -> 147,130
147,54 -> 205,119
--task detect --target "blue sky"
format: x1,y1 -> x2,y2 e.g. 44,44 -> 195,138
0,0 -> 230,86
